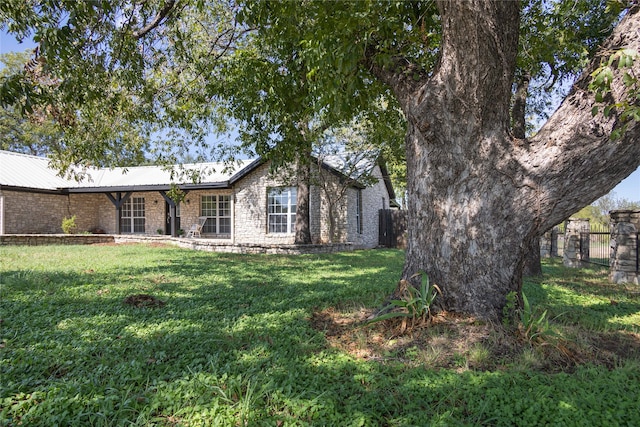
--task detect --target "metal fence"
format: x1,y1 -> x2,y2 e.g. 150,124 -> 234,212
549,222 -> 610,267
580,226 -> 611,267
580,224 -> 611,268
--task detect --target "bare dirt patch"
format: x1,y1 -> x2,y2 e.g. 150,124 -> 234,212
310,307 -> 640,372
123,294 -> 166,308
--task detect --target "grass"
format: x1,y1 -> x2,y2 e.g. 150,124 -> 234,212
1,244 -> 639,426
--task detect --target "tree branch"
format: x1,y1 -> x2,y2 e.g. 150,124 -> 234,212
525,4 -> 640,232
132,0 -> 177,39
364,52 -> 428,106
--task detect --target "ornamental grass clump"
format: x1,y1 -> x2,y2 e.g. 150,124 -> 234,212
367,272 -> 441,334
518,292 -> 564,346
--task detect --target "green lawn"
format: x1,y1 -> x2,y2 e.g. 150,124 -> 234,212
1,244 -> 639,426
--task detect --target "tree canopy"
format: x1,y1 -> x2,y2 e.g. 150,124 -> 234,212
0,50 -> 60,156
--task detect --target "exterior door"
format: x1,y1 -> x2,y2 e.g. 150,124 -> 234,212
165,202 -> 181,235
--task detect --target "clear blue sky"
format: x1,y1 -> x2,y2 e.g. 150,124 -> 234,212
1,31 -> 639,202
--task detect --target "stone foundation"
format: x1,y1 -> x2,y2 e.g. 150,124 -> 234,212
0,234 -> 115,246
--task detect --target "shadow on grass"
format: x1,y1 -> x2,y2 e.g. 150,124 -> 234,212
2,247 -> 639,425
523,259 -> 640,332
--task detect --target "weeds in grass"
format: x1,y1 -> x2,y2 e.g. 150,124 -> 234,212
467,343 -> 491,367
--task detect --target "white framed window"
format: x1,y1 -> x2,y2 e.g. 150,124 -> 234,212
268,187 -> 296,234
201,195 -> 231,236
356,189 -> 363,234
121,197 -> 145,233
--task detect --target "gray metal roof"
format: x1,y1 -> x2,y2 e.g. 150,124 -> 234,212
0,150 -> 259,192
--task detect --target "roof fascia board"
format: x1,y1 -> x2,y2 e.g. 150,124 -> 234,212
229,158 -> 266,184
68,182 -> 231,193
0,185 -> 67,195
314,157 -> 366,189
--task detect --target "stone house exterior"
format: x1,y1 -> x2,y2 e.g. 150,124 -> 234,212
0,150 -> 396,248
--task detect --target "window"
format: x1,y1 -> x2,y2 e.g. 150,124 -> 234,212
356,189 -> 363,234
121,197 -> 145,233
268,187 -> 296,234
201,195 -> 231,236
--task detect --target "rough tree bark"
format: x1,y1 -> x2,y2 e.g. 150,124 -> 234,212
370,1 -> 640,320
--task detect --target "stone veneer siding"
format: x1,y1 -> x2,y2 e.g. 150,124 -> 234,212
0,189 -> 70,233
232,162 -> 324,245
0,189 -> 179,236
346,166 -> 390,248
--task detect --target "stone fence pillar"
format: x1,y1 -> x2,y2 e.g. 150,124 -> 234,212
540,226 -> 560,258
610,210 -> 640,285
563,218 -> 590,268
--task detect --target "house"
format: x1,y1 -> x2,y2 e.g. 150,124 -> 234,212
0,150 -> 396,248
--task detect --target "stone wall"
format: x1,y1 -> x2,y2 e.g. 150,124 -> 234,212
0,234 -> 115,246
0,234 -> 354,255
610,210 -> 639,285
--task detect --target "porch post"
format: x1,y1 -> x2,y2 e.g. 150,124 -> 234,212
105,192 -> 132,235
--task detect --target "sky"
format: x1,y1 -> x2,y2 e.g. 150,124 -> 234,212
1,31 -> 639,202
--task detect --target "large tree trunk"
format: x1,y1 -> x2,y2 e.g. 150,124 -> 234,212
371,1 -> 640,320
522,235 -> 543,277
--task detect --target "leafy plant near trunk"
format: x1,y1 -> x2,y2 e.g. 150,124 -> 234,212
367,272 -> 441,333
518,292 -> 562,346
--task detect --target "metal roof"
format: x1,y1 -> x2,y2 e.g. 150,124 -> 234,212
0,150 -> 76,190
0,150 -> 259,193
0,150 -> 391,199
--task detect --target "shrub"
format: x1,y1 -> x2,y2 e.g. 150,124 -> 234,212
61,215 -> 77,234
